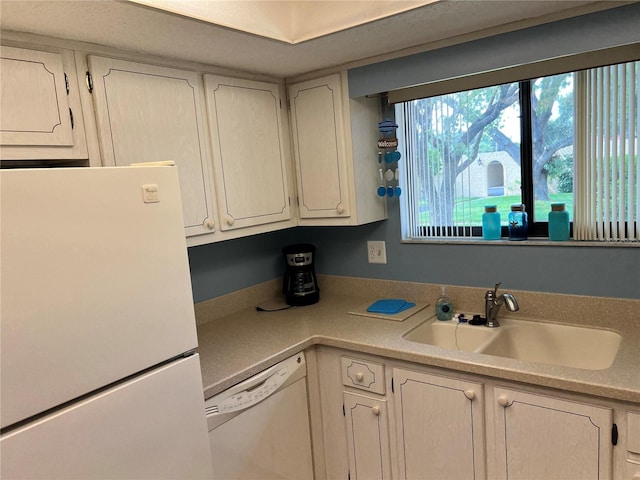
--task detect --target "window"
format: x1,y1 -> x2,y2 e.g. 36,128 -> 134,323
396,61 -> 639,242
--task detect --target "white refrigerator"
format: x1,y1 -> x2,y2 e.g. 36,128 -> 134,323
1,165 -> 213,479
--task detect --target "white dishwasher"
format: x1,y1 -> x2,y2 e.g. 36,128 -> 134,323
205,352 -> 314,479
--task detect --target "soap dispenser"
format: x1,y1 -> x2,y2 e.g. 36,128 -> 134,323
435,286 -> 454,321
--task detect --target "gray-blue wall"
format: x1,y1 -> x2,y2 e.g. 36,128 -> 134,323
348,3 -> 640,98
188,203 -> 640,303
188,227 -> 295,303
188,4 -> 640,304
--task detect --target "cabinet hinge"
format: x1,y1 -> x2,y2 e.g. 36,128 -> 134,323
612,423 -> 618,445
69,108 -> 74,130
342,404 -> 345,416
64,73 -> 70,95
85,71 -> 93,93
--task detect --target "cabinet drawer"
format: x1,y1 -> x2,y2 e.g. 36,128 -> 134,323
340,357 -> 385,395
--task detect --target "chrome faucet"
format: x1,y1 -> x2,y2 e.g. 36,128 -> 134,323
485,282 -> 519,328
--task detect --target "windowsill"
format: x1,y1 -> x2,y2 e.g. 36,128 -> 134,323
401,238 -> 639,247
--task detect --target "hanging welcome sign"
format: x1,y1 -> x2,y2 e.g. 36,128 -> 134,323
377,137 -> 398,149
376,119 -> 401,198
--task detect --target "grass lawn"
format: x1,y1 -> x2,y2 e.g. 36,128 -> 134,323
419,194 -> 574,225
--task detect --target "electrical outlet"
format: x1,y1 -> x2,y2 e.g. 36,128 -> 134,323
367,241 -> 387,264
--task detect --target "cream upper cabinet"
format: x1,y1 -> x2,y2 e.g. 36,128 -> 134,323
0,45 -> 87,161
288,73 -> 386,226
87,56 -> 216,237
203,75 -> 292,231
491,386 -> 613,480
393,367 -> 486,480
288,74 -> 349,220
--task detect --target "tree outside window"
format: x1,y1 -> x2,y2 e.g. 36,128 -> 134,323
397,68 -> 624,238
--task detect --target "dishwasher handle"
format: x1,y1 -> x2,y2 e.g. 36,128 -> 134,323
205,352 -> 305,417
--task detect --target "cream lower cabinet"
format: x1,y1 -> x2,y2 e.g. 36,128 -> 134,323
491,386 -> 613,480
203,75 -> 293,232
313,348 -> 391,480
626,412 -> 640,480
393,367 -> 486,480
343,392 -> 392,480
313,347 -> 625,480
288,73 -> 386,226
1,44 -> 87,162
87,55 -> 216,238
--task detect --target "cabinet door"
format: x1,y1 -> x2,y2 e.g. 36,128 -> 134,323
288,74 -> 351,219
493,387 -> 613,480
203,75 -> 291,230
393,368 -> 486,480
1,46 -> 72,146
343,392 -> 392,480
1,45 -> 87,161
87,56 -> 216,237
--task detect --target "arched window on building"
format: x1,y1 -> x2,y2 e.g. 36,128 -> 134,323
487,161 -> 504,196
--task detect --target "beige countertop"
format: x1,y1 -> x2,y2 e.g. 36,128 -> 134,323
195,275 -> 640,404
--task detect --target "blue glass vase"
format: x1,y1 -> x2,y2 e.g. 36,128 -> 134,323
508,204 -> 528,241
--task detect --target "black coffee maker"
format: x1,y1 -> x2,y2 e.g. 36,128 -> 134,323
282,244 -> 319,306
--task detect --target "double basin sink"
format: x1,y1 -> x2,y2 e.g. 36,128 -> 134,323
404,316 -> 622,370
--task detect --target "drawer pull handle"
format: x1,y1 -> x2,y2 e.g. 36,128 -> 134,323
464,390 -> 475,400
371,406 -> 380,416
336,204 -> 345,214
498,395 -> 512,408
204,218 -> 215,230
355,372 -> 364,382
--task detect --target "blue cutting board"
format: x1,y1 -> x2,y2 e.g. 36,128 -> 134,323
367,299 -> 416,314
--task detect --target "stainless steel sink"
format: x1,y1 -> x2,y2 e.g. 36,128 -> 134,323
403,317 -> 622,370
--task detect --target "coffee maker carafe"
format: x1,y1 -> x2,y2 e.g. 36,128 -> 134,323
283,244 -> 319,306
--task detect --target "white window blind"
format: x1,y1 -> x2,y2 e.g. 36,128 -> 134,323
574,62 -> 640,241
396,85 -> 520,239
399,99 -> 470,239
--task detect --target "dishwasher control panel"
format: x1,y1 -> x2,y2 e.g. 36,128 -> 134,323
205,352 -> 305,418
217,367 -> 289,413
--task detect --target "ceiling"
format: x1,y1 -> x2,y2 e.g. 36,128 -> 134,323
127,0 -> 435,44
0,0 -> 619,78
